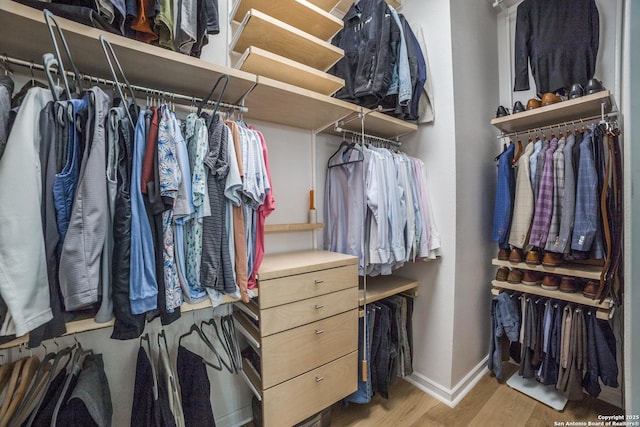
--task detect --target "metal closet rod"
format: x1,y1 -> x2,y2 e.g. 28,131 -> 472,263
497,111 -> 619,139
0,54 -> 248,113
334,126 -> 402,147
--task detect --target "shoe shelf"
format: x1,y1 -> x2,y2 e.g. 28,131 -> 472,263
234,47 -> 345,96
334,0 -> 402,14
358,275 -> 419,306
0,289 -> 259,350
264,222 -> 325,233
490,91 -> 613,134
230,0 -> 343,41
230,9 -> 344,72
492,258 -> 602,281
491,281 -> 612,319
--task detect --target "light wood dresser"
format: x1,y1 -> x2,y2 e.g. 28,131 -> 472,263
235,250 -> 359,427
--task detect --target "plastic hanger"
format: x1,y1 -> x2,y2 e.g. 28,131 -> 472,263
99,35 -> 136,125
197,74 -> 230,127
43,10 -> 83,99
178,324 -> 224,371
200,318 -> 237,373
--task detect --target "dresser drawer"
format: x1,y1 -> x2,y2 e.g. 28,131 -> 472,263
260,287 -> 357,336
262,309 -> 358,388
258,264 -> 358,309
263,351 -> 357,427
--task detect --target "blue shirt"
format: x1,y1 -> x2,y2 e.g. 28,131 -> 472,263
492,144 -> 515,248
572,130 -> 598,251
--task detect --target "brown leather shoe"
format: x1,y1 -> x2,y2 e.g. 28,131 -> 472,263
522,270 -> 542,286
541,92 -> 562,106
526,98 -> 541,110
541,252 -> 563,267
497,248 -> 510,261
525,250 -> 541,265
541,274 -> 560,290
559,276 -> 578,293
509,248 -> 524,263
507,269 -> 523,284
583,281 -> 599,298
495,267 -> 509,282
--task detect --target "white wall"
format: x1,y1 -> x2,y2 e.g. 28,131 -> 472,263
449,0 -> 499,388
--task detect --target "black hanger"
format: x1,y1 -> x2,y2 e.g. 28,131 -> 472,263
220,314 -> 242,373
197,74 -> 230,128
99,35 -> 136,125
201,318 -> 237,374
178,324 -> 224,371
328,134 -> 364,168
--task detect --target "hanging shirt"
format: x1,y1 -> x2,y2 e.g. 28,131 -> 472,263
572,130 -> 598,252
509,141 -> 535,249
529,138 -> 558,248
556,133 -> 577,253
545,137 -> 566,252
491,144 -> 515,249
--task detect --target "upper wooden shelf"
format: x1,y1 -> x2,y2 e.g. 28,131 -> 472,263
335,0 -> 402,14
358,275 -> 418,306
0,1 -> 256,106
235,47 -> 344,96
491,91 -> 613,134
230,9 -> 344,72
0,1 -> 416,137
230,0 -> 343,41
492,258 -> 602,280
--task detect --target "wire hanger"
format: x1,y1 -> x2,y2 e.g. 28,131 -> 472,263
43,9 -> 83,99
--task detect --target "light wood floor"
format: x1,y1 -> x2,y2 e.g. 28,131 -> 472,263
329,363 -> 623,427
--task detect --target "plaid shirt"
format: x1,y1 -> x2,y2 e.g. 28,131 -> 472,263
572,130 -> 599,251
545,137 -> 566,251
529,138 -> 558,247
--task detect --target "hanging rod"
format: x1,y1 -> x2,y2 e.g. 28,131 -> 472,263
334,126 -> 402,147
0,54 -> 248,113
496,111 -> 619,140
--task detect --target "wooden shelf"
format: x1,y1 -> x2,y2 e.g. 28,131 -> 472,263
230,9 -> 344,72
264,222 -> 325,233
0,290 -> 258,350
231,0 -> 343,41
306,0 -> 340,12
258,250 -> 358,281
491,258 -> 602,280
245,76 -> 358,131
335,0 -> 402,13
235,47 -> 344,96
491,91 -> 613,134
0,1 -> 256,106
358,275 -> 419,306
491,281 -> 612,319
333,109 -> 419,139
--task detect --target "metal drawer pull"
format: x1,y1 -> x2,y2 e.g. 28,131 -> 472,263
315,376 -> 324,382
314,279 -> 324,285
315,329 -> 324,335
314,304 -> 324,309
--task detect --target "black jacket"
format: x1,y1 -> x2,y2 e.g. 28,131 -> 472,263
514,0 -> 599,94
330,0 -> 401,108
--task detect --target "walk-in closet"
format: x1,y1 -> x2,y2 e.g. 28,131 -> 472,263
0,0 -> 637,426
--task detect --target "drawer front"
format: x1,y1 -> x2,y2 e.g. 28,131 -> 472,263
258,264 -> 357,309
262,310 -> 358,389
260,287 -> 357,336
263,351 -> 358,427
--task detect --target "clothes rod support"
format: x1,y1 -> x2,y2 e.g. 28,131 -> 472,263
497,111 -> 619,140
0,54 -> 248,113
334,126 -> 402,147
